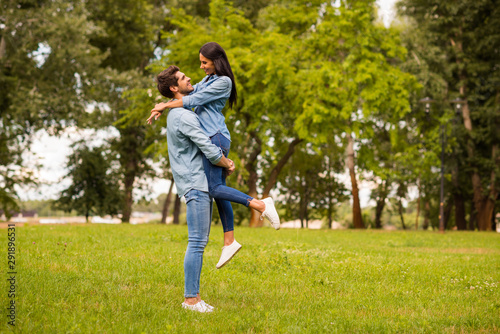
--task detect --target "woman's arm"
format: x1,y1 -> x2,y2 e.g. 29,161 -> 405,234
147,99 -> 184,124
182,77 -> 231,109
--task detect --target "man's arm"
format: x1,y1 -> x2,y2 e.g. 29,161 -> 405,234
179,111 -> 231,168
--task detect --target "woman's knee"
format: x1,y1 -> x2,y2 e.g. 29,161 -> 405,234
208,184 -> 222,198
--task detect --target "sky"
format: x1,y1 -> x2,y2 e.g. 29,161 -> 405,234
17,0 -> 398,207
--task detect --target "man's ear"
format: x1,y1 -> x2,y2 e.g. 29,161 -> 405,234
169,86 -> 178,93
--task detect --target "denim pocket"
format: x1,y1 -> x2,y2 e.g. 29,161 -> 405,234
211,132 -> 230,157
184,189 -> 199,204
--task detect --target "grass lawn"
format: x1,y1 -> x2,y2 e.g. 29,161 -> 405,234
3,223 -> 500,333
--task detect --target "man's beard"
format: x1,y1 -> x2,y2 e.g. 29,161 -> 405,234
179,86 -> 194,95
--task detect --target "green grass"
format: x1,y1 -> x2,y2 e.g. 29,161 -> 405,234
3,224 -> 500,333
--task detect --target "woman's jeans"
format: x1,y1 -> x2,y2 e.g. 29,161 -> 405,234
184,189 -> 212,298
202,132 -> 253,233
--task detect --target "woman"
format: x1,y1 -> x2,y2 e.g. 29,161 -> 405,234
148,42 -> 280,269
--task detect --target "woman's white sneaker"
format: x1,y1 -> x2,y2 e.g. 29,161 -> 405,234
261,197 -> 280,230
216,240 -> 242,269
182,301 -> 214,313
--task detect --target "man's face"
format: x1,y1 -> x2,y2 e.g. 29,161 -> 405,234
173,71 -> 194,95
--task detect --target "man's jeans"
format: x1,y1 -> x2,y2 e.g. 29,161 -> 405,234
184,189 -> 212,298
202,132 -> 253,233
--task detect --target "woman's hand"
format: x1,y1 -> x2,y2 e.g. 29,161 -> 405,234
151,102 -> 169,113
146,102 -> 170,124
146,111 -> 162,125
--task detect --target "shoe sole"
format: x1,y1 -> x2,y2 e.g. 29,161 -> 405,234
216,245 -> 242,269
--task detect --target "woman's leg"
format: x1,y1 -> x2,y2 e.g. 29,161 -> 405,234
202,133 -> 281,234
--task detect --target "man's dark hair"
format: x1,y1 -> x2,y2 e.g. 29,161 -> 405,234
157,65 -> 180,98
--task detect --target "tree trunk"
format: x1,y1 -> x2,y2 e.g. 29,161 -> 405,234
454,193 -> 467,230
327,178 -> 333,229
375,198 -> 385,229
423,201 -> 430,230
468,197 -> 476,230
173,196 -> 181,225
477,144 -> 498,231
398,198 -> 406,230
415,177 -> 421,230
299,184 -> 307,229
262,138 -> 303,196
161,179 -> 175,224
443,199 -> 453,230
374,180 -> 388,229
452,160 -> 467,230
122,161 -> 136,223
0,35 -> 6,60
346,133 -> 364,229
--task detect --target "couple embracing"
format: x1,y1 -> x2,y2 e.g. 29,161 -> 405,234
147,42 -> 280,313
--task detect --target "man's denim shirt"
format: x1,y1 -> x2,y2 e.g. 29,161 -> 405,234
182,74 -> 232,141
166,106 -> 223,197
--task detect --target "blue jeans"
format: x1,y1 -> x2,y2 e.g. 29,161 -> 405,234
184,189 -> 212,298
202,132 -> 253,233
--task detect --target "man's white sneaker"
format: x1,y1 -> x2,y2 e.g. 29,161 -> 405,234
182,301 -> 214,313
261,197 -> 280,230
216,240 -> 242,269
200,300 -> 214,311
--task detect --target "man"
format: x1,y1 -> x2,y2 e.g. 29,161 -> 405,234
154,65 -> 234,313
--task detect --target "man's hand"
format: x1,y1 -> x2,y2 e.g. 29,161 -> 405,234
226,159 -> 235,176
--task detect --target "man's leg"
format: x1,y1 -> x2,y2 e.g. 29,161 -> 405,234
183,189 -> 212,304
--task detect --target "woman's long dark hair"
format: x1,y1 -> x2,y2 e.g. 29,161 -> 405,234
199,42 -> 237,109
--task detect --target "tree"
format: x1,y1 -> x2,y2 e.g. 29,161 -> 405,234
83,0 -> 171,222
124,0 -> 311,227
294,0 -> 417,228
398,0 -> 500,231
1,0 -> 108,213
53,145 -> 121,222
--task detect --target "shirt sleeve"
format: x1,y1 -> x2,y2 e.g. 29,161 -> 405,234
179,111 -> 223,165
183,77 -> 231,109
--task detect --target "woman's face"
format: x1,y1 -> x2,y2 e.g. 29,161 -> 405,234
200,53 -> 216,76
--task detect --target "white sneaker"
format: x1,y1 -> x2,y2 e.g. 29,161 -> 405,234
182,301 -> 214,313
261,197 -> 280,230
200,300 -> 214,311
216,240 -> 242,269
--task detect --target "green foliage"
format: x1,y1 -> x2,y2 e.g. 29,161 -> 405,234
52,144 -> 122,221
2,0 -> 497,227
0,0 -> 110,212
397,0 -> 500,229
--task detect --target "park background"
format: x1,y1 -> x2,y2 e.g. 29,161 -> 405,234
1,0 -> 499,333
2,0 -> 499,231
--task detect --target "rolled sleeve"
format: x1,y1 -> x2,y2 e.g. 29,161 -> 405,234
179,111 -> 223,164
183,77 -> 231,109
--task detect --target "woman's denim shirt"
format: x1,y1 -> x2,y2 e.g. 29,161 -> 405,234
182,74 -> 232,140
